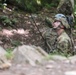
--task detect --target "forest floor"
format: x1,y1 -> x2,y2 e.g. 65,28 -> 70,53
1,57 -> 76,75
0,5 -> 76,75
0,6 -> 76,52
0,6 -> 57,51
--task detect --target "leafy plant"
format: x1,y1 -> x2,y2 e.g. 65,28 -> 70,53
0,15 -> 18,27
11,40 -> 22,47
0,3 -> 3,8
74,25 -> 76,29
11,18 -> 18,24
3,18 -> 12,26
5,52 -> 13,59
5,48 -> 13,59
0,15 -> 8,20
6,0 -> 59,12
45,4 -> 51,9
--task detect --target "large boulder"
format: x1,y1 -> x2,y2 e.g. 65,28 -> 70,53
12,45 -> 48,66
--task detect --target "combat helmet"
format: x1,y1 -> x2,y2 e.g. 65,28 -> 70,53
54,14 -> 70,29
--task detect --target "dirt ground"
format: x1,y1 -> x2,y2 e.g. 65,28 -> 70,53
0,59 -> 76,75
0,7 -> 56,52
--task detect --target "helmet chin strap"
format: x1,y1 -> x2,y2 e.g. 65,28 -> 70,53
58,25 -> 64,29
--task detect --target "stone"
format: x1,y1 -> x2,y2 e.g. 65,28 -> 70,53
0,62 -> 11,70
45,65 -> 53,69
48,60 -> 56,64
0,46 -> 11,69
65,71 -> 76,75
50,55 -> 67,61
68,55 -> 76,64
0,46 -> 6,55
12,45 -> 48,66
64,60 -> 70,64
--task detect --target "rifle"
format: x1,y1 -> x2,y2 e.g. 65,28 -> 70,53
29,14 -> 53,53
70,27 -> 76,54
67,15 -> 76,54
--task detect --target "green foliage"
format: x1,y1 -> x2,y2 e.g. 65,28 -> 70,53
5,48 -> 13,59
11,40 -> 22,47
6,0 -> 59,12
25,1 -> 37,12
45,4 -> 51,9
5,52 -> 12,59
41,0 -> 59,7
1,16 -> 12,25
11,18 -> 18,24
13,0 -> 42,12
0,0 -> 7,8
0,3 -> 3,7
45,51 -> 72,60
0,15 -> 18,26
44,2 -> 58,9
74,25 -> 76,29
74,4 -> 76,25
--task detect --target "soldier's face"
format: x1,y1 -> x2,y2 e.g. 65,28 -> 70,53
53,21 -> 61,28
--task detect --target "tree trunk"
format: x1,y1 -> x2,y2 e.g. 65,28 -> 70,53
70,0 -> 74,9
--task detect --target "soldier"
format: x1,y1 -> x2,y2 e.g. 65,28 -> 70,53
44,14 -> 73,55
57,0 -> 73,16
57,0 -> 74,27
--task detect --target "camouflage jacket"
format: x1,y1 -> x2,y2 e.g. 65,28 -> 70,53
43,28 -> 57,52
56,31 -> 72,54
43,28 -> 72,54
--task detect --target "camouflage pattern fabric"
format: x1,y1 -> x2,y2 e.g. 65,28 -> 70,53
43,28 -> 72,54
43,28 -> 57,52
57,0 -> 73,15
44,16 -> 73,54
56,31 -> 72,54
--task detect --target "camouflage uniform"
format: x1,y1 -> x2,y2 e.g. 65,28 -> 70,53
43,28 -> 57,52
44,14 -> 73,54
43,28 -> 72,54
57,0 -> 73,15
56,31 -> 72,54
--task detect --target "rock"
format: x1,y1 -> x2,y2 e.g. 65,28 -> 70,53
45,65 -> 53,69
65,71 -> 76,75
0,46 -> 6,55
12,45 -> 48,66
0,46 -> 11,69
64,60 -> 70,64
48,60 -> 56,64
50,55 -> 68,61
68,55 -> 76,64
0,62 -> 11,70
